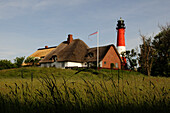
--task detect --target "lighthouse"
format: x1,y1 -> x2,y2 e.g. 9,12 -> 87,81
116,17 -> 127,64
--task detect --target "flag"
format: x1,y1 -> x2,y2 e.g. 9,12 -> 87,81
88,31 -> 98,37
88,31 -> 100,68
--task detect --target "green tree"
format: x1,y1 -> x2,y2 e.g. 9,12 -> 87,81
123,49 -> 137,71
14,56 -> 25,68
138,24 -> 170,77
152,24 -> 170,76
24,56 -> 34,63
139,35 -> 155,76
0,59 -> 15,70
24,56 -> 40,66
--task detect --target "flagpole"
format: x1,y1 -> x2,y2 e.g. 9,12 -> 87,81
97,30 -> 99,69
88,31 -> 99,70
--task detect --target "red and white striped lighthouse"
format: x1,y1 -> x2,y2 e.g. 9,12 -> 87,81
116,17 -> 127,64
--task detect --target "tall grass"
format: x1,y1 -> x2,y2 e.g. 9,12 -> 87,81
0,68 -> 169,113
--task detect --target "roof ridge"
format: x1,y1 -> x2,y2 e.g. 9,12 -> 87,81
38,46 -> 57,50
88,44 -> 114,49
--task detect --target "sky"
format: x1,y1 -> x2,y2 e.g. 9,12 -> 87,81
0,0 -> 170,61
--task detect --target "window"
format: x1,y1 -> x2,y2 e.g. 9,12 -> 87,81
104,61 -> 106,64
115,63 -> 118,68
54,56 -> 57,61
52,55 -> 57,62
40,56 -> 45,59
62,62 -> 65,67
89,52 -> 94,58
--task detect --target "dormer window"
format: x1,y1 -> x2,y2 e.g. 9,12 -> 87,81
88,52 -> 94,58
52,55 -> 57,62
40,56 -> 45,59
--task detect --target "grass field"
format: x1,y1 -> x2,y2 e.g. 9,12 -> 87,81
0,67 -> 169,113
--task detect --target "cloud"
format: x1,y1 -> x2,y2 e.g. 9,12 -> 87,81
33,0 -> 87,8
0,0 -> 32,19
0,0 -> 90,19
0,47 -> 31,60
0,48 -> 16,56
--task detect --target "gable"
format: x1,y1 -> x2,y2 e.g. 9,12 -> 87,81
85,46 -> 109,62
102,46 -> 122,69
85,44 -> 121,62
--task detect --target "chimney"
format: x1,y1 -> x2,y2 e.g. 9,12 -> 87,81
45,46 -> 48,49
67,34 -> 73,44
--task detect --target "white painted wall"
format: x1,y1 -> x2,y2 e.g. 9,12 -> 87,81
41,61 -> 87,68
41,62 -> 65,68
40,63 -> 51,68
100,61 -> 102,67
51,62 -> 65,68
117,46 -> 126,57
65,62 -> 83,67
82,62 -> 88,67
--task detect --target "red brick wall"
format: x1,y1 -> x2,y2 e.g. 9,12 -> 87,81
102,46 -> 121,69
67,34 -> 73,44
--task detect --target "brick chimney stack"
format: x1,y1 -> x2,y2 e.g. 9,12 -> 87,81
45,46 -> 48,49
67,34 -> 73,44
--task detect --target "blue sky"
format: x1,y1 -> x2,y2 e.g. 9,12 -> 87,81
0,0 -> 170,61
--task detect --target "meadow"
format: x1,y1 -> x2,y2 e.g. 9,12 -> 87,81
0,67 -> 169,113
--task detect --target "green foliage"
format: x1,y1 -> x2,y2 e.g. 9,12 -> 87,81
0,59 -> 15,70
0,56 -> 25,70
139,35 -> 155,76
139,24 -> 170,77
151,25 -> 170,77
14,56 -> 25,68
24,56 -> 34,63
0,68 -> 169,113
0,67 -> 144,79
25,56 -> 40,66
0,67 -> 74,78
122,49 -> 137,70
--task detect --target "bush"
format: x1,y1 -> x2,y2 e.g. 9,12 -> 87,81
0,59 -> 15,70
24,56 -> 40,66
14,56 -> 25,68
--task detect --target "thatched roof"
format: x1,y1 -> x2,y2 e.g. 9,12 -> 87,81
39,41 -> 68,63
40,39 -> 89,63
85,44 -> 122,62
57,39 -> 89,62
30,46 -> 56,58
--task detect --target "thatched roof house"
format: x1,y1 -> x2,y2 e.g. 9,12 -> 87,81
22,46 -> 56,66
30,46 -> 56,59
29,34 -> 122,69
